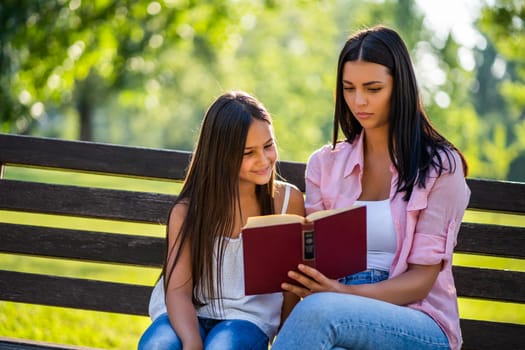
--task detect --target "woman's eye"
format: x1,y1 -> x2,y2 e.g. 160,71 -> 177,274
264,143 -> 274,149
369,87 -> 381,92
243,151 -> 253,156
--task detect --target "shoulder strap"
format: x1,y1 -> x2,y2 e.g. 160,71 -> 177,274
281,184 -> 291,214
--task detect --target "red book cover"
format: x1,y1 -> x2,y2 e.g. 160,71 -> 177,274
242,205 -> 366,295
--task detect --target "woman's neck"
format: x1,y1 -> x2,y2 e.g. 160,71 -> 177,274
363,129 -> 389,156
359,129 -> 392,201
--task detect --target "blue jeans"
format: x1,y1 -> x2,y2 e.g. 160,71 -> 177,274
272,269 -> 450,350
138,313 -> 269,350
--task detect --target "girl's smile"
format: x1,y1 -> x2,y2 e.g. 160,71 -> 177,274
239,118 -> 277,186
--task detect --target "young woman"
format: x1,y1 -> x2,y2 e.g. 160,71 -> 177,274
138,91 -> 303,350
272,26 -> 470,350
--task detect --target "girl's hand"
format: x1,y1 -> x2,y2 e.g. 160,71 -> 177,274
281,264 -> 342,298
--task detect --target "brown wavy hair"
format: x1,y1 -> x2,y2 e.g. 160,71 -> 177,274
163,91 -> 276,310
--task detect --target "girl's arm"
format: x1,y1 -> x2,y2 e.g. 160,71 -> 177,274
164,204 -> 203,350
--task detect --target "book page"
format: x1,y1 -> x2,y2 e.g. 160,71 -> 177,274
243,214 -> 305,229
305,205 -> 362,222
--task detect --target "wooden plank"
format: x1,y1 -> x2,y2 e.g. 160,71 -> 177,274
277,160 -> 306,192
2,268 -> 523,314
0,133 -> 191,180
0,180 -> 176,223
456,223 -> 525,259
467,178 -> 525,214
0,133 -> 306,189
0,337 -> 98,350
460,319 -> 525,350
0,270 -> 151,316
3,221 -> 522,270
0,223 -> 164,266
454,266 -> 525,303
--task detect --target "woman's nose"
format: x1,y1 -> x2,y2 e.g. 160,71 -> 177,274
355,91 -> 367,106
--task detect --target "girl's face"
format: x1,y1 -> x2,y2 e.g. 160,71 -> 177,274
342,60 -> 393,133
239,118 -> 277,186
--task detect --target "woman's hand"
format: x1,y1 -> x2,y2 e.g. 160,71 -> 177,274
281,264 -> 342,298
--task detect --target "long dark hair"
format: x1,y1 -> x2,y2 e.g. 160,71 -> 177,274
163,91 -> 275,308
333,25 -> 468,200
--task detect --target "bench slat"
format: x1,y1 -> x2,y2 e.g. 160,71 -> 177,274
460,319 -> 525,350
467,178 -> 525,215
453,266 -> 525,303
2,222 -> 522,265
456,222 -> 525,259
276,161 -> 306,192
0,337 -> 98,350
0,133 -> 306,190
0,270 -> 150,316
0,223 -> 164,266
0,133 -> 191,180
0,180 -> 175,223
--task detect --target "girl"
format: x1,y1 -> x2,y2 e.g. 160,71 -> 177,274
138,91 -> 303,349
272,26 -> 470,350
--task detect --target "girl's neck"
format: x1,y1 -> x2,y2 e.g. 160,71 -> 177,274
238,181 -> 257,199
231,182 -> 260,237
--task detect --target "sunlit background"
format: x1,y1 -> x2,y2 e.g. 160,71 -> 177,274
1,0 -> 524,181
0,1 -> 524,349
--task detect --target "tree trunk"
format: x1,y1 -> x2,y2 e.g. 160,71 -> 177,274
78,97 -> 93,141
75,72 -> 100,142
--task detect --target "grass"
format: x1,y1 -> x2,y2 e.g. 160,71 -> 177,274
0,302 -> 151,349
1,165 -> 524,348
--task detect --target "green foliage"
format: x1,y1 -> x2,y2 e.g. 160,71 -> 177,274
1,0 -> 524,180
477,0 -> 525,180
0,300 -> 151,349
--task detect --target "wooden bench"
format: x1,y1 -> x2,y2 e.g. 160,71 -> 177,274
0,133 -> 523,349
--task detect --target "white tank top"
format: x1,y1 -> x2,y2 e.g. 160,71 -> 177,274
355,199 -> 397,271
148,184 -> 292,339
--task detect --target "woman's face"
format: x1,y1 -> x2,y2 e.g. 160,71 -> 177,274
342,60 -> 393,133
239,118 -> 277,186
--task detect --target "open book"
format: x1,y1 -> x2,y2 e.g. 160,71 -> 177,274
242,205 -> 367,295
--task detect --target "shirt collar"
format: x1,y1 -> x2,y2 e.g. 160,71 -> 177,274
343,132 -> 365,178
344,132 -> 398,179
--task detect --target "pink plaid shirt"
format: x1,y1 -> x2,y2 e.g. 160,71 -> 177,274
305,132 -> 470,350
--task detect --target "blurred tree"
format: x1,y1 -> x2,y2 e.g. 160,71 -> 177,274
477,0 -> 525,180
0,0 -> 265,141
2,0 -> 523,181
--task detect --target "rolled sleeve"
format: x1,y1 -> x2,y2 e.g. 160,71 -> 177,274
407,152 -> 470,266
408,232 -> 447,265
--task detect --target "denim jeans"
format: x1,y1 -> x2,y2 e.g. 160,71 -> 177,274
271,269 -> 450,350
138,313 -> 269,350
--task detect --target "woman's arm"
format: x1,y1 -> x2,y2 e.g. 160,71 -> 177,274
164,204 -> 203,350
283,262 -> 440,305
284,154 -> 469,304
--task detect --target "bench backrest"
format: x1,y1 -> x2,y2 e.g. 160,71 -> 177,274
0,133 -> 524,349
